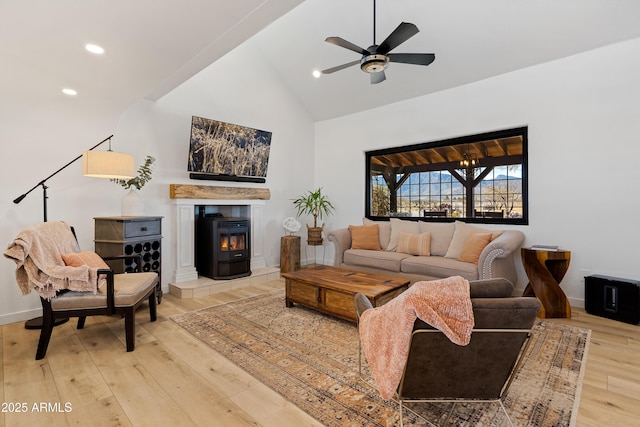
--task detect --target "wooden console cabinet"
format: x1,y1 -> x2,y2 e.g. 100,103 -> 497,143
94,216 -> 163,303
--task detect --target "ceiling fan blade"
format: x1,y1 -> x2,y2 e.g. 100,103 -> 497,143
321,60 -> 360,74
325,37 -> 369,56
388,53 -> 435,66
371,71 -> 386,84
377,22 -> 419,54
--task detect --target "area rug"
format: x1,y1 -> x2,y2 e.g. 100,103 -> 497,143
171,291 -> 590,426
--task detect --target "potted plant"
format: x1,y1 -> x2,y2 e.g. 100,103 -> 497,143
112,155 -> 155,215
292,187 -> 334,245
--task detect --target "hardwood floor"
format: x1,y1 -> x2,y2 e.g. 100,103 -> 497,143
1,279 -> 639,426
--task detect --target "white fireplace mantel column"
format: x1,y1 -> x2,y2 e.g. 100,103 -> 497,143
171,198 -> 267,283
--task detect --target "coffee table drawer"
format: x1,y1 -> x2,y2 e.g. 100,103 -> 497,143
323,289 -> 356,320
286,280 -> 319,307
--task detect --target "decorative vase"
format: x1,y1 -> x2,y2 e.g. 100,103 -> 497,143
121,189 -> 144,216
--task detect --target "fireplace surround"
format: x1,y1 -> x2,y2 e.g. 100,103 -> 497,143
170,184 -> 269,283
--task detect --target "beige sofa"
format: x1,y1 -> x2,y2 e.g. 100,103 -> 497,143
327,218 -> 524,285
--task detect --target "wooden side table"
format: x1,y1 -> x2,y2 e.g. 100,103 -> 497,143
280,235 -> 301,274
521,247 -> 571,318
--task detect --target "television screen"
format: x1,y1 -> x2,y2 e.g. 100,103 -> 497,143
188,116 -> 271,178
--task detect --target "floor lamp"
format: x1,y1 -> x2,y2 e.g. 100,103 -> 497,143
12,135 -> 136,329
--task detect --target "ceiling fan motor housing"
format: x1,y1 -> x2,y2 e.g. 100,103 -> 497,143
360,53 -> 389,73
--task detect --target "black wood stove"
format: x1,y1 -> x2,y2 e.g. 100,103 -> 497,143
196,215 -> 251,280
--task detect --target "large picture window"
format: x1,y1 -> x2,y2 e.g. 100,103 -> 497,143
366,127 -> 528,224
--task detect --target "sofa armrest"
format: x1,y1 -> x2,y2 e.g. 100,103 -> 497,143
327,228 -> 352,266
477,230 -> 524,282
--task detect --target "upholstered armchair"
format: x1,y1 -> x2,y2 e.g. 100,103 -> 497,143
355,278 -> 542,427
4,221 -> 158,360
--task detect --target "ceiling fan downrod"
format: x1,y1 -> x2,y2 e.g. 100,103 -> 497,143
373,0 -> 377,45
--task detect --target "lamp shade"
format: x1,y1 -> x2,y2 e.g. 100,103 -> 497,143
82,151 -> 136,179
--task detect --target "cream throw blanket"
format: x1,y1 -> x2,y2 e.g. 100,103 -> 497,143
359,276 -> 474,400
4,221 -> 99,299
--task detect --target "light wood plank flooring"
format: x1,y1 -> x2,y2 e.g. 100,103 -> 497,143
1,279 -> 639,426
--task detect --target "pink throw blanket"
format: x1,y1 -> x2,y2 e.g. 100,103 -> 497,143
4,221 -> 99,299
359,276 -> 474,400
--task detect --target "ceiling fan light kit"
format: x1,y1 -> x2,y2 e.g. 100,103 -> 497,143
360,54 -> 389,73
321,0 -> 435,84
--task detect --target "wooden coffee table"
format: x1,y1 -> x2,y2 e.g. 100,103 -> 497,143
282,265 -> 409,322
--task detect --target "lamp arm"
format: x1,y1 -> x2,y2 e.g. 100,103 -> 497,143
12,135 -> 114,205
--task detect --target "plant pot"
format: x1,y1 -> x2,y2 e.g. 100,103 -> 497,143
307,224 -> 324,246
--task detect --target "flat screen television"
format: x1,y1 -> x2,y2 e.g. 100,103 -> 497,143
188,116 -> 271,183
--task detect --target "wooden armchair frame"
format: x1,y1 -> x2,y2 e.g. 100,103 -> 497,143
35,220 -> 159,363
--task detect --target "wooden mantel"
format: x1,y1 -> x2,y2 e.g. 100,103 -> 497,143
169,184 -> 270,200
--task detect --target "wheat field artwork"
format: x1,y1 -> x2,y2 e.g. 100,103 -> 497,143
188,116 -> 272,177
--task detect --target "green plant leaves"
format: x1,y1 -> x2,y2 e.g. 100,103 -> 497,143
111,155 -> 155,190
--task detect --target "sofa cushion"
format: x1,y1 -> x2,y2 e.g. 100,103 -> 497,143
401,256 -> 479,281
458,232 -> 493,264
397,232 -> 431,256
344,249 -> 410,272
386,218 -> 420,251
418,221 -> 455,256
445,221 -> 502,259
363,218 -> 391,249
349,224 -> 381,250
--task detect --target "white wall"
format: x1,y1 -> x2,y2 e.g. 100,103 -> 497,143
0,89 -> 127,324
315,38 -> 640,307
0,38 -> 316,324
112,38 -> 317,287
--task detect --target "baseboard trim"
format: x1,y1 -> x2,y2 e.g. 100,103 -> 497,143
0,308 -> 42,326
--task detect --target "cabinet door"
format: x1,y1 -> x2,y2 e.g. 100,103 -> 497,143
323,289 -> 356,321
287,281 -> 319,308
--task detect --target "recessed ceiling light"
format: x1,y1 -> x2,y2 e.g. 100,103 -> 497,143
62,88 -> 77,96
85,44 -> 105,55
312,70 -> 322,79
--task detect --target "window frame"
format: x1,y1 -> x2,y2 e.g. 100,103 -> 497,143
365,127 -> 529,225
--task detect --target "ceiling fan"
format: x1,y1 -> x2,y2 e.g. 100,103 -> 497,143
321,0 -> 435,84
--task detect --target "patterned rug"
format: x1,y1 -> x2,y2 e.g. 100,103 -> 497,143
171,291 -> 590,426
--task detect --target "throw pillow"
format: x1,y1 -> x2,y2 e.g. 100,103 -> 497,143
458,232 -> 493,264
62,251 -> 110,286
397,232 -> 431,256
62,251 -> 110,269
418,221 -> 455,257
445,221 -> 502,259
363,218 -> 391,249
386,218 -> 420,251
349,224 -> 381,250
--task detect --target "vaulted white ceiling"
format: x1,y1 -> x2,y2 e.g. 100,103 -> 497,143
3,0 -> 640,124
